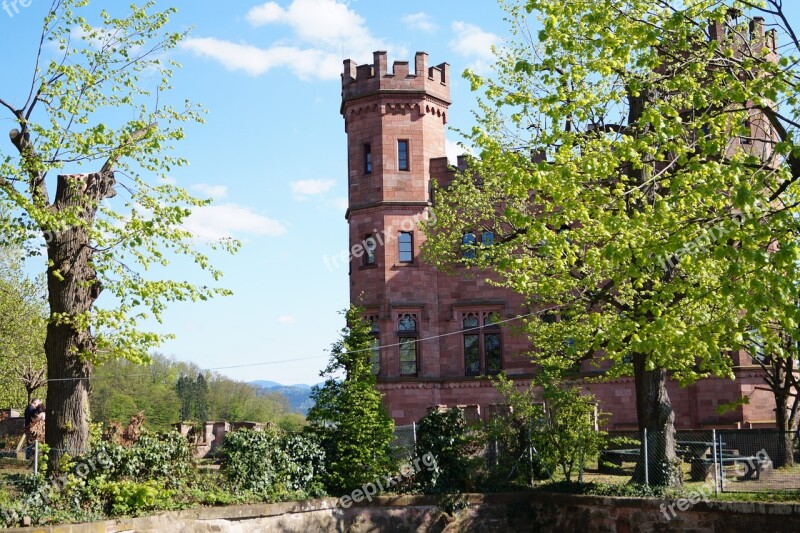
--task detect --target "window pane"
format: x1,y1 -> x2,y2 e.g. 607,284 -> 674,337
464,334 -> 480,376
399,338 -> 417,375
481,231 -> 495,246
370,337 -> 380,375
462,232 -> 477,259
365,235 -> 376,265
462,313 -> 479,329
364,143 -> 372,173
485,333 -> 502,374
398,314 -> 417,331
398,140 -> 409,171
399,232 -> 413,262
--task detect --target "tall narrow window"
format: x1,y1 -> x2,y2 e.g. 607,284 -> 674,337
364,143 -> 373,173
398,313 -> 418,375
463,311 -> 503,376
484,314 -> 502,374
364,234 -> 377,266
463,313 -> 480,376
462,232 -> 477,259
398,140 -> 409,171
398,232 -> 413,263
369,316 -> 380,375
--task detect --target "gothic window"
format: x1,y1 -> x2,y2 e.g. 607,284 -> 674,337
463,311 -> 502,376
398,231 -> 413,263
398,140 -> 409,171
398,313 -> 418,375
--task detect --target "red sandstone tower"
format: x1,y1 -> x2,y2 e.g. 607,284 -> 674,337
341,52 -> 534,424
340,49 -> 777,430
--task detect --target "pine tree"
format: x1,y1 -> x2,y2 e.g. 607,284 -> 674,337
307,306 -> 395,495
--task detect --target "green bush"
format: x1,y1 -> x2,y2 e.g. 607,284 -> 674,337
414,408 -> 484,493
221,428 -> 326,499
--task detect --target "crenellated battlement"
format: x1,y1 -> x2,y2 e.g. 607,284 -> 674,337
342,51 -> 451,107
709,14 -> 778,63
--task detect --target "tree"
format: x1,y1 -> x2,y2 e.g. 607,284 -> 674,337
424,0 -> 800,486
490,370 -> 606,483
0,1 -> 236,468
306,306 -> 395,495
175,374 -> 193,422
194,372 -> 208,422
0,245 -> 47,409
747,326 -> 800,466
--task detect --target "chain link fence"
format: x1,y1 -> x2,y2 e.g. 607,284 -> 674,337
393,423 -> 800,492
628,429 -> 800,492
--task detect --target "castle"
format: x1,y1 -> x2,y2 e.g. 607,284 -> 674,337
340,49 -> 776,431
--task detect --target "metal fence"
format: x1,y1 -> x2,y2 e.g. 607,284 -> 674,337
605,429 -> 800,492
394,424 -> 800,492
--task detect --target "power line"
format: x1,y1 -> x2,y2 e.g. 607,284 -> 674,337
42,306 -> 555,384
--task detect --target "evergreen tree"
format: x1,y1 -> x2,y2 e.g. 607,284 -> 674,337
195,373 -> 209,422
307,306 -> 395,495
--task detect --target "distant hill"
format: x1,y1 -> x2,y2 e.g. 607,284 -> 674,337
252,381 -> 316,415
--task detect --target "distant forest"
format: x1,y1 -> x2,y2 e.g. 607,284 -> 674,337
90,353 -> 306,433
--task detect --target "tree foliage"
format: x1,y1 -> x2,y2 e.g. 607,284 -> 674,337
423,0 -> 800,486
0,245 -> 47,409
306,306 -> 395,495
0,1 -> 237,464
490,370 -> 606,483
90,353 -> 294,432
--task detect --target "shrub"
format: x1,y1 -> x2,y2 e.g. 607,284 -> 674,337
221,428 -> 326,499
414,408 -> 484,493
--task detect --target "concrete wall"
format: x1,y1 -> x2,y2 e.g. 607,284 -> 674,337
7,492 -> 800,532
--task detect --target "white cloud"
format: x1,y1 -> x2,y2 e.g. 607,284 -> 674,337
183,0 -> 396,81
290,178 -> 335,200
183,204 -> 287,240
191,183 -> 228,199
181,39 -> 341,79
277,315 -> 296,325
450,21 -> 499,73
402,12 -> 437,32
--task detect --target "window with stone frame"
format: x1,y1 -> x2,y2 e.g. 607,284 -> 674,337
364,143 -> 373,173
398,313 -> 419,375
398,139 -> 409,171
363,234 -> 377,266
462,310 -> 502,376
398,231 -> 413,263
368,315 -> 380,375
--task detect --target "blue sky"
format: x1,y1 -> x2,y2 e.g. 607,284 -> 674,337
0,0 -> 507,384
2,1 -> 797,386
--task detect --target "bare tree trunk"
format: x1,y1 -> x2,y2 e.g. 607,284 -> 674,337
631,353 -> 681,487
44,171 -> 113,471
774,390 -> 795,468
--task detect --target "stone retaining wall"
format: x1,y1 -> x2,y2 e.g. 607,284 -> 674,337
6,492 -> 800,532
